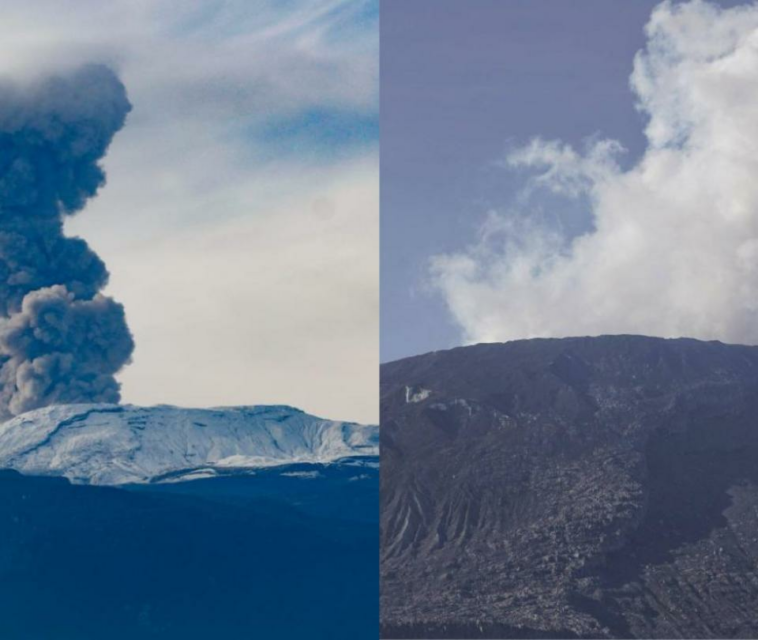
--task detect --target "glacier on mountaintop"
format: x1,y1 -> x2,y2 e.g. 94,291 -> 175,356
0,403 -> 378,485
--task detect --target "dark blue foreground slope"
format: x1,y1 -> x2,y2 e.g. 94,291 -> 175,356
0,461 -> 378,640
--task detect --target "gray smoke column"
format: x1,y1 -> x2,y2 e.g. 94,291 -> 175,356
0,64 -> 134,420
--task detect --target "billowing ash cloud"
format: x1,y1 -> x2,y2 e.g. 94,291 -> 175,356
0,64 -> 133,419
431,0 -> 758,347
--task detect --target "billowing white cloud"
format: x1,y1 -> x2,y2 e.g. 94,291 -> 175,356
0,1 -> 378,423
431,0 -> 758,348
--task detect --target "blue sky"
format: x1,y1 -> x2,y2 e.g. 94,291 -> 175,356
0,0 -> 378,423
255,108 -> 379,161
381,0 -> 748,362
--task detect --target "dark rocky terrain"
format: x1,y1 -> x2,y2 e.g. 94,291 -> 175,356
380,336 -> 758,638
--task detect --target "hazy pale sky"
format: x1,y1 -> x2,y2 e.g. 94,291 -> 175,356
0,0 -> 378,423
382,0 -> 748,362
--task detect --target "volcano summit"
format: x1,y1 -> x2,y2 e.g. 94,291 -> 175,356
381,335 -> 758,639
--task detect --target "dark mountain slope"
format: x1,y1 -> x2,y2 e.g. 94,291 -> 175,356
0,461 -> 378,640
380,336 -> 758,639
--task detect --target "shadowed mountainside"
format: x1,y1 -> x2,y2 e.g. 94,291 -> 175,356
0,460 -> 378,640
381,335 -> 758,639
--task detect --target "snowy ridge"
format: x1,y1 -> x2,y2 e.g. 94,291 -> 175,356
0,404 -> 378,485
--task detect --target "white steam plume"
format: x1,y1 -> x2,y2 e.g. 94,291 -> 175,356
431,0 -> 758,346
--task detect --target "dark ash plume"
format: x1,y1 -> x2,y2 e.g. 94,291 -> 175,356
0,65 -> 134,420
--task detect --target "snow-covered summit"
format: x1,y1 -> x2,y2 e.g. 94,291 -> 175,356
0,403 -> 378,485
